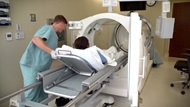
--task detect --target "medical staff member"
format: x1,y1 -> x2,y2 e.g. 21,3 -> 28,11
19,15 -> 67,105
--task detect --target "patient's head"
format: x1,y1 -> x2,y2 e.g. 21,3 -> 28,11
74,36 -> 89,49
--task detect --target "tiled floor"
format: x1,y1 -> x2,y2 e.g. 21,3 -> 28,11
140,58 -> 190,107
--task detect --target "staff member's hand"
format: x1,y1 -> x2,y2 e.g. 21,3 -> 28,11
50,50 -> 58,59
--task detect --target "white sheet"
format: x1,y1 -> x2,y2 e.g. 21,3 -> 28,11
55,45 -> 123,71
56,45 -> 105,71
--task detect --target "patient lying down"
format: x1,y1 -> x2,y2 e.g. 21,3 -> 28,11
56,36 -> 124,71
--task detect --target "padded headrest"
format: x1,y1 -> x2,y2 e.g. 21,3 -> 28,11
58,54 -> 97,76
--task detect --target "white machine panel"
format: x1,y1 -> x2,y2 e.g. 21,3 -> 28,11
155,17 -> 175,39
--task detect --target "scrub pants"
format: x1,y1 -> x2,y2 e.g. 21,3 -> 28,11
20,64 -> 48,107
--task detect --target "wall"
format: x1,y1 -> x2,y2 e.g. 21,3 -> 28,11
0,0 -> 167,106
0,0 -> 105,106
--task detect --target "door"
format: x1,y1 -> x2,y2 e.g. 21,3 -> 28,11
169,2 -> 190,58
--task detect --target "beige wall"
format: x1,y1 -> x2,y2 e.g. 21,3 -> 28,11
0,0 -> 105,106
0,0 -> 186,106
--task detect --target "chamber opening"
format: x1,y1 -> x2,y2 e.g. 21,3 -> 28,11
70,16 -> 152,55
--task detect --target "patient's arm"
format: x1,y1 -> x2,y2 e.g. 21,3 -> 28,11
97,50 -> 107,64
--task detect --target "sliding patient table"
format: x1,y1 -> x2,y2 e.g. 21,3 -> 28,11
7,53 -> 127,107
37,54 -> 128,107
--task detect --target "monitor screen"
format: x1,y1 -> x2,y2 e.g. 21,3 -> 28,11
119,1 -> 146,11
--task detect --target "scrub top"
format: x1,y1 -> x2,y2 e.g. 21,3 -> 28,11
20,25 -> 58,72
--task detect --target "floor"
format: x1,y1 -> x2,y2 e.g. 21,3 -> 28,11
140,58 -> 190,107
50,58 -> 190,107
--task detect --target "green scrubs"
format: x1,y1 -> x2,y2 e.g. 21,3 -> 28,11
20,25 -> 58,105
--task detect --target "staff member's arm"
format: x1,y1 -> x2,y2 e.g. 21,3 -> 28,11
32,36 -> 57,59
